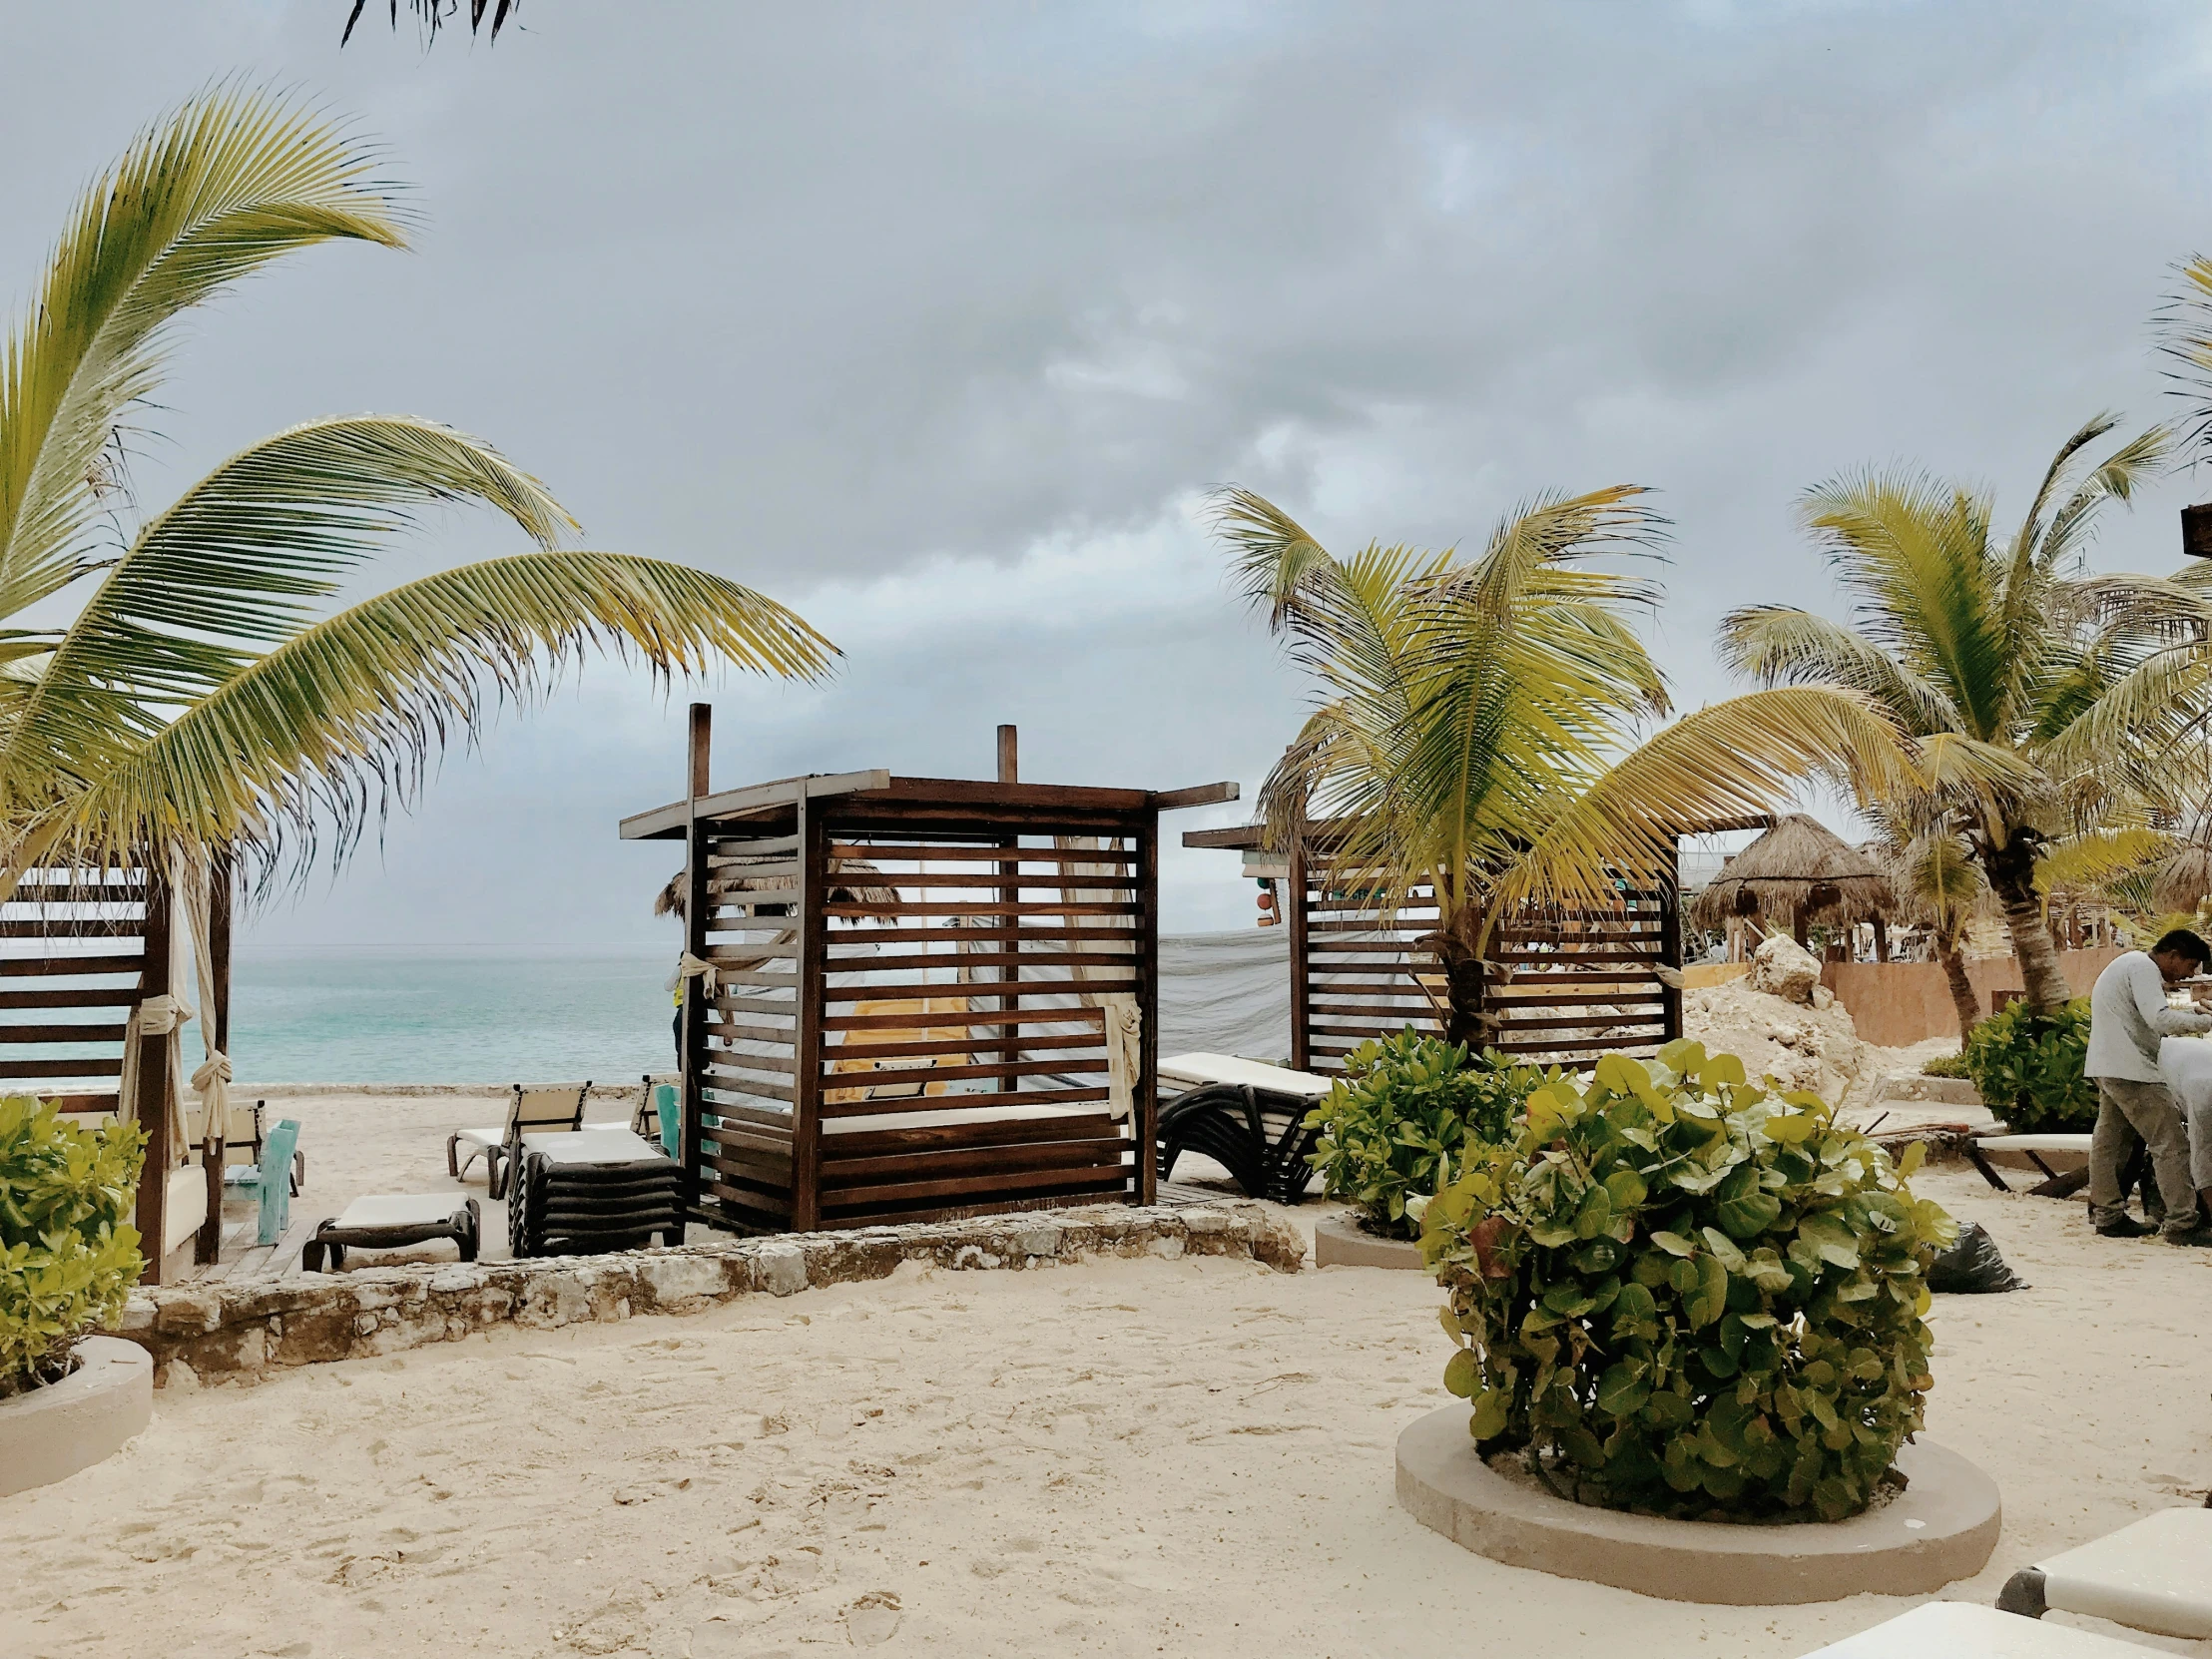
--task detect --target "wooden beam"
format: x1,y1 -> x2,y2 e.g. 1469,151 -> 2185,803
997,724 -> 1018,785
1149,781 -> 1240,812
620,768 -> 892,840
688,702 -> 713,800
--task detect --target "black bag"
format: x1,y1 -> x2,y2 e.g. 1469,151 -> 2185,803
1928,1221 -> 2027,1294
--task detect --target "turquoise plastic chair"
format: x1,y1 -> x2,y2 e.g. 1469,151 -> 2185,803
653,1083 -> 681,1158
241,1118 -> 302,1246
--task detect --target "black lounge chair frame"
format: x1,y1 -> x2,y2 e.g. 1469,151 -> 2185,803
1157,1081 -> 1321,1204
507,1146 -> 684,1258
301,1197 -> 480,1272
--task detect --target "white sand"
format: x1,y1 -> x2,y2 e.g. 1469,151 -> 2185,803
207,1090 -> 1315,1276
5,1166 -> 2209,1658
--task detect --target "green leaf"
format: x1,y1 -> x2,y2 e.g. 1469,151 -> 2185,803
1649,1230 -> 1698,1257
1443,1349 -> 1480,1398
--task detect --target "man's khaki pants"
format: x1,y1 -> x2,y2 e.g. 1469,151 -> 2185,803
2087,1076 -> 2201,1238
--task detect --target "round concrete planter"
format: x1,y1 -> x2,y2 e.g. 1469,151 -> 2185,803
1395,1404 -> 1999,1603
1313,1214 -> 1430,1271
0,1336 -> 153,1499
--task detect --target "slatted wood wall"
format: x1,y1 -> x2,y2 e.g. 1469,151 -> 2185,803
1291,851 -> 1682,1073
1291,861 -> 1444,1071
685,799 -> 1157,1233
0,869 -> 152,1114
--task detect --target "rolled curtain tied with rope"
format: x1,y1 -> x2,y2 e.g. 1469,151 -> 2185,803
178,846 -> 232,1158
115,990 -> 194,1169
675,951 -> 721,998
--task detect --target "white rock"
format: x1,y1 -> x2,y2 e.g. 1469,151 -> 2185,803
1748,933 -> 1823,1005
756,1242 -> 808,1298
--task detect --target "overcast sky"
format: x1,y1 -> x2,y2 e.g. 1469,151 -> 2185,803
6,2 -> 2212,945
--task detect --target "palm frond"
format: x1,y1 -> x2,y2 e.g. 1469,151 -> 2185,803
51,551 -> 836,885
1494,687 -> 1913,915
0,415 -> 573,817
1717,604 -> 1962,735
0,87 -> 404,622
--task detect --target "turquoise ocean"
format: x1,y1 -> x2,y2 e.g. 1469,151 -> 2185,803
231,932 -> 1293,1084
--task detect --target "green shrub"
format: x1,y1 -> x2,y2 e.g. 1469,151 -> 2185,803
1422,1041 -> 1953,1521
1919,1050 -> 1969,1079
1305,1031 -> 1538,1240
1,1097 -> 146,1397
1960,998 -> 2097,1132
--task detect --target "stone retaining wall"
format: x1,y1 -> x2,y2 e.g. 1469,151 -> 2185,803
116,1203 -> 1303,1385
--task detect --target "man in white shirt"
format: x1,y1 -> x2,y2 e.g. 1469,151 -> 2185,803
2085,929 -> 2212,1243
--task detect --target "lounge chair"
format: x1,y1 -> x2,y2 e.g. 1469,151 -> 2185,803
223,1117 -> 302,1248
1797,1599 -> 2153,1656
194,1097 -> 304,1195
301,1195 -> 480,1272
506,1127 -> 683,1258
446,1083 -> 592,1200
1995,1506 -> 2212,1640
1157,1052 -> 1335,1203
1968,1132 -> 2093,1197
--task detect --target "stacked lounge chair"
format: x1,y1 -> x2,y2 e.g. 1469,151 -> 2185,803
1157,1052 -> 1335,1203
507,1127 -> 684,1258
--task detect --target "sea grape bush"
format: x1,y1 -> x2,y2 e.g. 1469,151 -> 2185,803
1422,1041 -> 1953,1521
0,1097 -> 145,1396
1960,998 -> 2097,1133
1304,1031 -> 1539,1239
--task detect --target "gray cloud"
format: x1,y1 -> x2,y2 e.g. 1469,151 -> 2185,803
3,1 -> 2210,942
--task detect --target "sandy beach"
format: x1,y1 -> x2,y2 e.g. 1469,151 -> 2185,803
4,1163 -> 2207,1659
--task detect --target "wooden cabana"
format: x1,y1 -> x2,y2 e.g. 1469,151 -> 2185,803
622,711 -> 1233,1234
1689,813 -> 1896,955
0,857 -> 234,1284
1184,818 -> 1763,1076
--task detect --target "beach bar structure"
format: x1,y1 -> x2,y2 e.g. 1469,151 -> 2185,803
0,858 -> 233,1283
623,711 -> 1233,1234
1184,820 -> 1761,1074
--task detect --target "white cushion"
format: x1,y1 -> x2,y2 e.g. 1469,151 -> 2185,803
1798,1599 -> 2155,1656
2035,1507 -> 2212,1639
163,1166 -> 209,1257
522,1128 -> 667,1166
1976,1134 -> 2093,1153
452,1126 -> 505,1149
1159,1051 -> 1334,1099
334,1194 -> 469,1229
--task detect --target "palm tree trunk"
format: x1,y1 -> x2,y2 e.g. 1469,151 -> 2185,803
1980,832 -> 2072,1013
1935,929 -> 1980,1038
1429,900 -> 1489,1051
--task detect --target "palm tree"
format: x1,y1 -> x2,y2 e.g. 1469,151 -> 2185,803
1718,417 -> 2180,1014
1214,487 -> 1907,1049
0,89 -> 833,894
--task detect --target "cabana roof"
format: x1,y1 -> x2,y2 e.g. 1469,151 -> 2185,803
626,770 -> 1234,840
1689,813 -> 1896,930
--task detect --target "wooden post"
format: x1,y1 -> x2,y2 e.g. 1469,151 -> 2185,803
996,727 -> 1020,1091
197,849 -> 233,1264
1136,815 -> 1160,1206
133,866 -> 174,1286
1872,914 -> 1890,964
1288,842 -> 1311,1072
1658,845 -> 1684,1045
680,705 -> 711,1210
791,787 -> 826,1233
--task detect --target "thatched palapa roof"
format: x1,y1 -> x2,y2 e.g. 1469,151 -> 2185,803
1689,813 -> 1895,932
